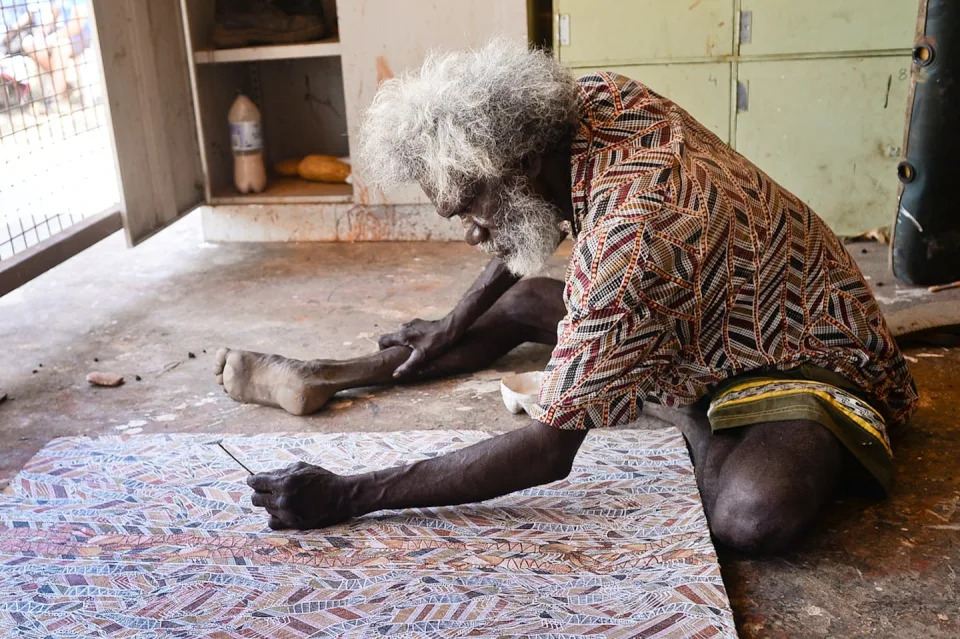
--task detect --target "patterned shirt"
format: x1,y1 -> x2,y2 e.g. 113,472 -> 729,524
532,73 -> 919,430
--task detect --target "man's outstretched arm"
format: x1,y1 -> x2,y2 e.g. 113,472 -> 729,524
247,420 -> 586,530
378,256 -> 520,377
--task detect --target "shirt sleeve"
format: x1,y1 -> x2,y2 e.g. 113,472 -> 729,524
530,219 -> 684,430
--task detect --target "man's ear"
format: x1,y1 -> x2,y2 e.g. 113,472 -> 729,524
520,152 -> 543,179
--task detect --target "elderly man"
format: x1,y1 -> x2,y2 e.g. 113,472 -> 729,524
217,40 -> 918,553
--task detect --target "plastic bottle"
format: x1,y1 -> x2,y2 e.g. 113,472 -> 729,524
228,94 -> 267,194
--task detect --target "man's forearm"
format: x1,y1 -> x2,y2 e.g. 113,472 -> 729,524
349,420 -> 586,515
442,257 -> 520,337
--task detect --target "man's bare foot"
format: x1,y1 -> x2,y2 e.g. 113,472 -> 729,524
214,348 -> 340,416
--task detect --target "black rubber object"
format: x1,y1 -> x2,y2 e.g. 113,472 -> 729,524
891,0 -> 960,285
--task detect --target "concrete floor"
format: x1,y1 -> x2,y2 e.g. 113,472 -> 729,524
1,212 -> 958,637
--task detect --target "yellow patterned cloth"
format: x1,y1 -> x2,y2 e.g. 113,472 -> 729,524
531,72 -> 918,470
707,368 -> 894,489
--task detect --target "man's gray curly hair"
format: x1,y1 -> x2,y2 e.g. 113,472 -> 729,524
358,38 -> 580,208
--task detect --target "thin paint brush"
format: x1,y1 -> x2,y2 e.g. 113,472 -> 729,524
216,441 -> 254,475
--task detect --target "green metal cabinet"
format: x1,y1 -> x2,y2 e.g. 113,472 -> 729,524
739,0 -> 917,56
572,63 -> 732,142
553,0 -> 919,233
555,0 -> 734,65
736,58 -> 911,235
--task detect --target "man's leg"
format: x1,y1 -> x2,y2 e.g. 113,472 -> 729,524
215,278 -> 566,415
670,407 -> 844,553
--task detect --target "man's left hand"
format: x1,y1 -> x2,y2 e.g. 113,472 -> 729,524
377,317 -> 458,378
247,462 -> 355,530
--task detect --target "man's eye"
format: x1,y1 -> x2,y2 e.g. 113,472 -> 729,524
458,182 -> 479,203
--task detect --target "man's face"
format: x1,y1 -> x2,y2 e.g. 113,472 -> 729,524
424,174 -> 564,277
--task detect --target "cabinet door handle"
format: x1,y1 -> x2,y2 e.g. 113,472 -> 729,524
739,10 -> 753,45
558,14 -> 571,47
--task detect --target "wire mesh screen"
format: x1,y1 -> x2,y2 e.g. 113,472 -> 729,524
0,0 -> 119,261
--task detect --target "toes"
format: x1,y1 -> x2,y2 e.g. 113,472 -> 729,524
214,348 -> 229,375
221,353 -> 245,401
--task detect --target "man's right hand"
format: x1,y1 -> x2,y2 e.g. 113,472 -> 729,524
248,461 -> 356,530
378,317 -> 458,378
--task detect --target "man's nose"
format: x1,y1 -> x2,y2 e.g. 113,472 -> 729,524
464,220 -> 490,246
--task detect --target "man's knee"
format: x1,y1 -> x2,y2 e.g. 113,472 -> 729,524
709,483 -> 813,554
704,420 -> 844,553
499,277 -> 561,307
496,277 -> 564,329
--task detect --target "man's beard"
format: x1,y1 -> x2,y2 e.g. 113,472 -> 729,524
480,180 -> 565,277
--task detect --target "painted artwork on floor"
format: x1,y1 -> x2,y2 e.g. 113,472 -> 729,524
0,429 -> 735,637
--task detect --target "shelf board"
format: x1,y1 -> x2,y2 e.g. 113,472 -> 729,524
210,178 -> 353,205
194,37 -> 341,64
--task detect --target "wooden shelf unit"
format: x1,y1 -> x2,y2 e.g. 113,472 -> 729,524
95,1 -> 528,245
183,0 -> 350,206
168,0 -> 528,242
